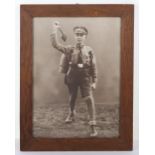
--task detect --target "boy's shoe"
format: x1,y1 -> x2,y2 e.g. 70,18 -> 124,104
89,123 -> 98,137
65,114 -> 74,123
65,111 -> 76,123
90,130 -> 98,137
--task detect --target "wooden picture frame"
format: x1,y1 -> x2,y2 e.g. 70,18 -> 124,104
20,4 -> 134,151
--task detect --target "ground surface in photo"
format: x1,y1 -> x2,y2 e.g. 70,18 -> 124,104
33,102 -> 119,138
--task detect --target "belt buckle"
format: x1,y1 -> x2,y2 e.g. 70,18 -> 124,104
77,63 -> 84,68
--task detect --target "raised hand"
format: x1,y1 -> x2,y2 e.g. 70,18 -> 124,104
52,21 -> 61,32
91,83 -> 96,90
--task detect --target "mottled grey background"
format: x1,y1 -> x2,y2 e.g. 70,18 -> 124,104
32,17 -> 121,138
33,17 -> 120,105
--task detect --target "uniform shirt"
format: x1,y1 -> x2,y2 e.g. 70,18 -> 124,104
50,32 -> 97,83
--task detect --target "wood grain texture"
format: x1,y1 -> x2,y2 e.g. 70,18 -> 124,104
20,4 -> 134,151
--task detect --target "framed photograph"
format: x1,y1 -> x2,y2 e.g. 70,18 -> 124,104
20,4 -> 134,151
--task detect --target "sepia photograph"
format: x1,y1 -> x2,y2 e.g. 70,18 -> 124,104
32,17 -> 121,138
20,4 -> 134,150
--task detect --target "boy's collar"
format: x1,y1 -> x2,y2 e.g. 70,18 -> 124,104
75,43 -> 85,49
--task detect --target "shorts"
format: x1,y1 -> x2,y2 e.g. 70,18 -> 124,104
67,76 -> 92,98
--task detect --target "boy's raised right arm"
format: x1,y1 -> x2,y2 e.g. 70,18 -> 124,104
50,21 -> 68,54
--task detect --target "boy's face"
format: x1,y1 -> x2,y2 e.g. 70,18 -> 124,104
74,33 -> 86,44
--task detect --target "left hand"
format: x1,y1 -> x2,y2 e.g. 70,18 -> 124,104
91,83 -> 96,90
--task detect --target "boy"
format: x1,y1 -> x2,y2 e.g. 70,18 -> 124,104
50,21 -> 98,137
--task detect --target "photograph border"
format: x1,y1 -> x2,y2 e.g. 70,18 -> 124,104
20,4 -> 134,151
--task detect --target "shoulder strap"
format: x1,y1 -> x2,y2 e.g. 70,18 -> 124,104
89,50 -> 93,64
66,46 -> 74,62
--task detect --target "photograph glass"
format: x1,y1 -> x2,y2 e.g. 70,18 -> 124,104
32,17 -> 121,138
